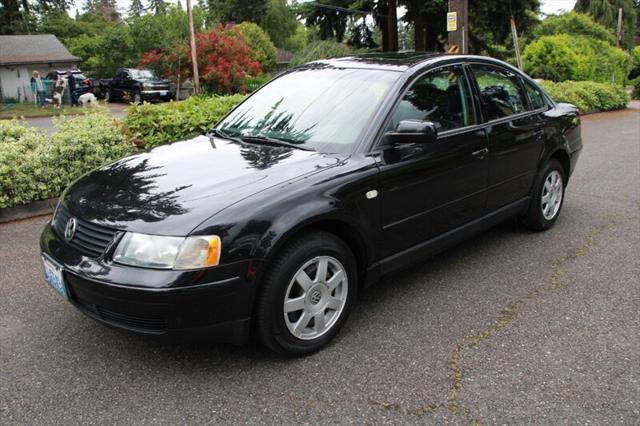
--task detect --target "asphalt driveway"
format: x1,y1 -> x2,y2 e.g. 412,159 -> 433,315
1,105 -> 638,424
23,102 -> 128,136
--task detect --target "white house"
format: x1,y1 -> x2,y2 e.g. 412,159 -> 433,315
0,34 -> 81,103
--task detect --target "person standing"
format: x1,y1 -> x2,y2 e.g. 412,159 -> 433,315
31,71 -> 46,108
67,70 -> 78,107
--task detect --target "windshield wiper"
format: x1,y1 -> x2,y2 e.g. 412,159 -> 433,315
209,128 -> 244,143
238,135 -> 315,151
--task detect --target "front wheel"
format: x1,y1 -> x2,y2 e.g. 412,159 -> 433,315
520,158 -> 566,231
132,90 -> 142,104
255,232 -> 357,356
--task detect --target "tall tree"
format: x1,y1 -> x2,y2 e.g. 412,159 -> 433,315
149,0 -> 168,15
0,0 -> 33,34
299,0 -> 352,42
128,0 -> 145,17
260,0 -> 298,47
207,0 -> 267,23
574,0 -> 638,48
84,0 -> 120,21
400,0 -> 541,55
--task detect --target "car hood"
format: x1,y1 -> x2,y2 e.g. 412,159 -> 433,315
63,135 -> 344,235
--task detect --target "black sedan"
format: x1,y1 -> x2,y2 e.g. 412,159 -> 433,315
40,53 -> 582,355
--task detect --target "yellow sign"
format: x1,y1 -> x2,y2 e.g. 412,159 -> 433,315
447,12 -> 457,32
448,45 -> 460,54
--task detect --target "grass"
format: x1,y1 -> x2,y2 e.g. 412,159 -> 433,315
0,103 -> 91,119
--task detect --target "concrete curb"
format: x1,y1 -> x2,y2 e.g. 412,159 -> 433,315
0,198 -> 57,224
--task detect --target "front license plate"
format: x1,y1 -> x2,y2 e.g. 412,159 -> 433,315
160,91 -> 167,96
42,254 -> 67,299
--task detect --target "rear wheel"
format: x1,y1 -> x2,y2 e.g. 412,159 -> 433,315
520,159 -> 565,231
255,232 -> 357,356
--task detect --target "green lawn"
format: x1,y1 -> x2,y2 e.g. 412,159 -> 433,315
0,103 -> 90,119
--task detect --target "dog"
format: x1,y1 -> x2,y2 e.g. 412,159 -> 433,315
78,92 -> 98,108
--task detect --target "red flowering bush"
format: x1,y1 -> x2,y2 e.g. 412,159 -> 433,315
139,25 -> 261,94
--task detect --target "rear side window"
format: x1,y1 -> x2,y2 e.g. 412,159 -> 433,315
388,65 -> 476,132
523,80 -> 548,110
470,65 -> 528,120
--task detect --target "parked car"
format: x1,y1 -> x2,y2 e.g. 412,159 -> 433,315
40,53 -> 582,356
103,68 -> 173,103
45,70 -> 92,99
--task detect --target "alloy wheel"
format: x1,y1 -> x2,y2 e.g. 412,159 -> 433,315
283,256 -> 348,340
541,170 -> 563,220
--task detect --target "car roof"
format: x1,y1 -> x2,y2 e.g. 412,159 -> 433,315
302,52 -> 520,74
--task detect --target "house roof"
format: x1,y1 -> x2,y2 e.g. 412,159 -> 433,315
0,35 -> 81,66
276,48 -> 294,64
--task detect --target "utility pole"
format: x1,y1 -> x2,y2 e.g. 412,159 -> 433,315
186,0 -> 200,95
616,7 -> 623,48
447,0 -> 468,54
511,16 -> 522,70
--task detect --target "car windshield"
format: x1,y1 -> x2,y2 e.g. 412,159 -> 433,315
216,67 -> 399,154
130,69 -> 156,79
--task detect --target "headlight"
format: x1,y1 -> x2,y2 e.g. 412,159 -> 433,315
113,232 -> 221,270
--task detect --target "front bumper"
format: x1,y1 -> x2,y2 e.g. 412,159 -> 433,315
140,89 -> 173,100
40,223 -> 261,344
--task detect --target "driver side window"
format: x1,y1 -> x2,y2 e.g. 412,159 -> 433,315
388,66 -> 477,132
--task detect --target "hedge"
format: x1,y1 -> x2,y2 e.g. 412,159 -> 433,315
0,112 -> 133,209
523,34 -> 629,85
125,94 -> 245,149
539,80 -> 629,113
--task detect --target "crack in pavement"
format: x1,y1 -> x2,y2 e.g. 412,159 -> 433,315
367,215 -> 636,424
446,218 -> 628,424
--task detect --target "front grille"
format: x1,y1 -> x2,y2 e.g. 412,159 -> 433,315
74,296 -> 167,333
53,207 -> 118,258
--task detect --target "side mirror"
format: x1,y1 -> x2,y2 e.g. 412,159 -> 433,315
385,120 -> 438,145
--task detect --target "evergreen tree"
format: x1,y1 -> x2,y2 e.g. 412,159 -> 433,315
207,0 -> 267,23
148,0 -> 167,15
128,0 -> 145,17
574,0 -> 638,48
84,0 -> 120,21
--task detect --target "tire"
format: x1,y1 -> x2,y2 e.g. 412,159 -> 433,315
255,232 -> 357,356
520,158 -> 566,231
133,90 -> 142,104
105,89 -> 117,102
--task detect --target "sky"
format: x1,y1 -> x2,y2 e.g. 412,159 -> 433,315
70,0 -> 579,20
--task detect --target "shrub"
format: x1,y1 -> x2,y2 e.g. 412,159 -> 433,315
0,113 -> 133,209
631,76 -> 640,100
125,95 -> 245,149
629,46 -> 640,81
523,34 -> 629,84
539,80 -> 629,113
139,25 -> 261,94
534,12 -> 616,45
289,41 -> 353,66
233,22 -> 277,72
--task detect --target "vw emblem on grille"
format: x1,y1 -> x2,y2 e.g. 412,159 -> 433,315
310,289 -> 322,305
64,217 -> 77,241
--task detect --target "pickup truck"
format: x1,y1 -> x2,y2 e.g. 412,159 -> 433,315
103,68 -> 173,103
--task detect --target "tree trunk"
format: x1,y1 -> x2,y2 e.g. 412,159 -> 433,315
386,0 -> 398,52
414,15 -> 426,51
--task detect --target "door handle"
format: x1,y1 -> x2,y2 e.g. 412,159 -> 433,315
472,148 -> 489,159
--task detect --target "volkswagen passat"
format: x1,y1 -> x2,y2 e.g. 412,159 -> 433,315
40,53 -> 582,355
